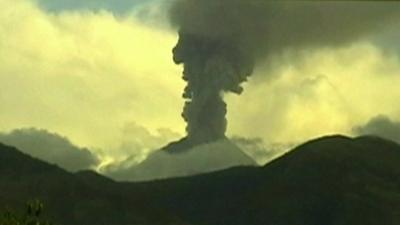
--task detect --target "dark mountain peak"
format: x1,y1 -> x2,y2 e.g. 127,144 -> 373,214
265,135 -> 400,177
276,134 -> 400,162
306,134 -> 352,143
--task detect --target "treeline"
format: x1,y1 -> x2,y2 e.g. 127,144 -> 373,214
0,200 -> 54,225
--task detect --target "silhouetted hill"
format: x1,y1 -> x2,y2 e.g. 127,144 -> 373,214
75,170 -> 115,187
122,135 -> 400,225
1,135 -> 400,225
0,143 -> 184,225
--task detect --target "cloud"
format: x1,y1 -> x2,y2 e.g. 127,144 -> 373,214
231,136 -> 295,165
167,1 -> 400,148
169,0 -> 400,153
35,0 -> 172,28
35,0 -> 146,14
1,0 -> 400,170
0,128 -> 98,171
353,115 -> 400,144
97,121 -> 181,171
0,0 -> 184,151
171,0 -> 400,67
226,42 -> 400,145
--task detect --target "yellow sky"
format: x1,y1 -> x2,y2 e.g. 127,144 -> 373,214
0,0 -> 184,150
227,43 -> 400,143
1,0 -> 400,162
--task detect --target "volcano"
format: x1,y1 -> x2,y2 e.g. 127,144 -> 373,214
106,138 -> 256,181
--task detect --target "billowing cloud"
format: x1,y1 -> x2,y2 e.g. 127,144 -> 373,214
353,115 -> 400,144
166,0 -> 400,151
170,0 -> 400,63
0,128 -> 98,171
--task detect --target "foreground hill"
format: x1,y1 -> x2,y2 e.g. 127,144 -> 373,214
1,135 -> 400,225
0,143 -> 183,225
120,135 -> 400,225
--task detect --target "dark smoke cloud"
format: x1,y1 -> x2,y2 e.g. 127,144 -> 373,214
169,0 -> 400,148
0,128 -> 99,172
353,115 -> 400,144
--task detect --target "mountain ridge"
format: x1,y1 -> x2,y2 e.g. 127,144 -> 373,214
1,135 -> 400,225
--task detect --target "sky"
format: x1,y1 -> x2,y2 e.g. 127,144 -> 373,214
35,0 -> 145,13
1,0 -> 400,173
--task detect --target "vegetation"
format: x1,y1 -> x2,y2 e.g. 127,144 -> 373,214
0,200 -> 53,225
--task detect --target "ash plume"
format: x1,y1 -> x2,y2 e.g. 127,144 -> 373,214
166,0 -> 400,151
